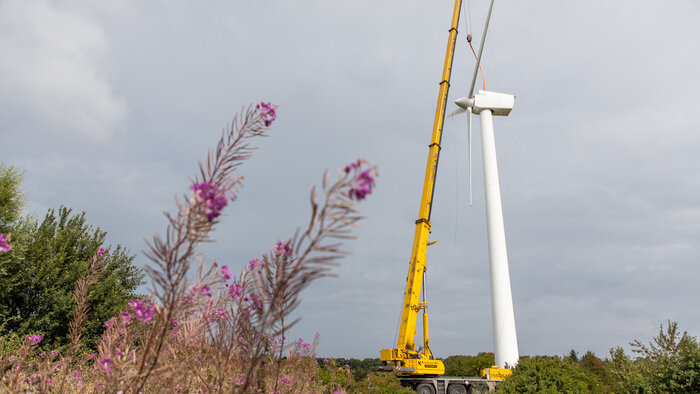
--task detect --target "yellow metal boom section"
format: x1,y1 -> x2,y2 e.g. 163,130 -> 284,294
380,0 -> 461,376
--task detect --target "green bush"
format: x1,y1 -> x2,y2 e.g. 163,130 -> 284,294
444,352 -> 494,376
497,356 -> 603,393
608,321 -> 700,393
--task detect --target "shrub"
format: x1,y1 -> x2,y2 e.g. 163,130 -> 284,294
608,321 -> 700,393
496,356 -> 603,394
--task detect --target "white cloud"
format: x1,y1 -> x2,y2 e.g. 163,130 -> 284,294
0,0 -> 126,140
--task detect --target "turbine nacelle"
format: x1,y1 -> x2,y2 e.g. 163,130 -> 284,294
454,90 -> 515,116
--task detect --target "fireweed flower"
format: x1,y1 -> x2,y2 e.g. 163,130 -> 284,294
190,181 -> 228,221
221,265 -> 231,281
98,358 -> 113,374
103,318 -> 116,328
189,284 -> 212,298
26,334 -> 42,345
0,233 -> 10,253
248,257 -> 265,270
128,299 -> 154,323
345,159 -> 377,201
120,312 -> 131,325
257,102 -> 277,126
273,241 -> 292,258
228,281 -> 242,299
295,337 -> 311,350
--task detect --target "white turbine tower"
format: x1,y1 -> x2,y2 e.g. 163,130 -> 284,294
453,0 -> 519,370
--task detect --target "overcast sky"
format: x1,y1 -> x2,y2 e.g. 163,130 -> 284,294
2,0 -> 700,360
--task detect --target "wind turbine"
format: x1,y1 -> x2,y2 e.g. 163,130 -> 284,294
452,0 -> 519,371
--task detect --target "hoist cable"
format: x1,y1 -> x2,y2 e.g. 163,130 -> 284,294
468,0 -> 495,98
468,35 -> 487,90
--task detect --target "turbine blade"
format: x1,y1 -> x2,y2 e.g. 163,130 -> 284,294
449,107 -> 467,118
468,107 -> 473,207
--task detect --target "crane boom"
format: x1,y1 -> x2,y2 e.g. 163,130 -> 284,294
380,0 -> 462,375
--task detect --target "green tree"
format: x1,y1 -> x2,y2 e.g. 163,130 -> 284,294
444,352 -> 495,376
579,351 -> 614,390
608,346 -> 654,393
0,164 -> 25,233
609,321 -> 700,393
566,349 -> 579,362
0,170 -> 145,350
497,356 -> 603,393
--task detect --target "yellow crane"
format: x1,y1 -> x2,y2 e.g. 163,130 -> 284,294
379,0 -> 462,376
379,1 -> 518,390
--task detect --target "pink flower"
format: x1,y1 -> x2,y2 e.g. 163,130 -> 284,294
73,370 -> 81,378
76,380 -> 83,387
26,334 -> 42,345
0,233 -> 11,253
257,102 -> 277,127
274,241 -> 292,258
120,312 -> 131,324
248,257 -> 265,270
280,376 -> 291,386
190,181 -> 228,221
127,299 -> 154,323
228,281 -> 242,299
201,284 -> 211,297
221,265 -> 231,281
189,284 -> 212,298
51,349 -> 59,357
345,159 -> 377,201
295,337 -> 311,349
38,352 -> 45,359
96,248 -> 105,258
98,358 -> 112,374
103,318 -> 115,328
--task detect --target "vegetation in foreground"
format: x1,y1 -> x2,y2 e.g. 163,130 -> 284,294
0,102 -> 386,392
